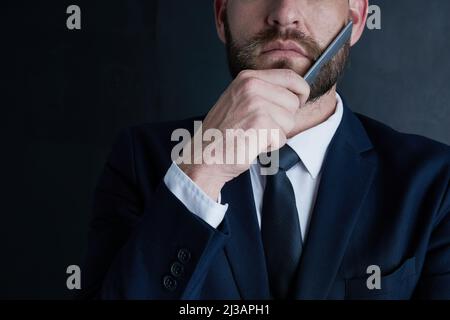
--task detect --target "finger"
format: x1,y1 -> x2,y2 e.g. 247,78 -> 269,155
238,69 -> 310,104
248,114 -> 288,156
244,98 -> 295,136
260,102 -> 296,135
245,78 -> 300,114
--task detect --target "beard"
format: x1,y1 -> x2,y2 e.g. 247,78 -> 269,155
223,12 -> 350,103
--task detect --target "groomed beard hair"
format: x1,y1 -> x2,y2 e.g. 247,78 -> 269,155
223,10 -> 351,103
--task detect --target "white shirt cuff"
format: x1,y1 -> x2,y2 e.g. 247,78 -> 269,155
163,162 -> 228,228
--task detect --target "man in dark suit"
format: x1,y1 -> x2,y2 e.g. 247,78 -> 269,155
81,0 -> 450,299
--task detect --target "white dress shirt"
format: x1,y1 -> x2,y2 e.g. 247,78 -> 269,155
164,93 -> 344,241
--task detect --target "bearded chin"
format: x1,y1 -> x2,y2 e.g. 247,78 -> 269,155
223,14 -> 351,103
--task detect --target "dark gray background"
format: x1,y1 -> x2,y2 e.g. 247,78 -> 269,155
2,0 -> 449,299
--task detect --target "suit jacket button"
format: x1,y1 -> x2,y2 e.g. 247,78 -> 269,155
171,261 -> 184,278
177,248 -> 191,264
163,275 -> 177,291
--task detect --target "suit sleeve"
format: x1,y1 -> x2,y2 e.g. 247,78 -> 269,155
413,177 -> 450,299
80,128 -> 230,299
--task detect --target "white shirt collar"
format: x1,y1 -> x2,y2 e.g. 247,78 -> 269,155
286,92 -> 344,179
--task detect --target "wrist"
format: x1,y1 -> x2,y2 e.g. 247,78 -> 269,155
178,163 -> 226,201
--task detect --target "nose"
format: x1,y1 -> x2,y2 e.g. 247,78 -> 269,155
267,0 -> 303,29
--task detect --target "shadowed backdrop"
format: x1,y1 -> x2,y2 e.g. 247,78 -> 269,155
2,0 -> 449,298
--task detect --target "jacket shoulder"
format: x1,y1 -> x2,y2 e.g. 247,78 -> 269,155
129,116 -> 203,144
114,116 -> 202,154
106,116 -> 203,187
356,113 -> 450,219
355,113 -> 450,165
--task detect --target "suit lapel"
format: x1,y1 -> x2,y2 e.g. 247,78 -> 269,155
291,104 -> 378,299
222,170 -> 271,299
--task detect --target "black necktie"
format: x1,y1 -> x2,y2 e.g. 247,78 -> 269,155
261,145 -> 302,299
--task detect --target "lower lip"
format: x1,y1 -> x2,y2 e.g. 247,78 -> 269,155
261,49 -> 307,59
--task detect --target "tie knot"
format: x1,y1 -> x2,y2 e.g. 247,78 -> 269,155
278,145 -> 300,171
258,145 -> 300,172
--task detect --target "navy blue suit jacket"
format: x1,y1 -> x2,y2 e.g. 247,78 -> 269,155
82,102 -> 450,299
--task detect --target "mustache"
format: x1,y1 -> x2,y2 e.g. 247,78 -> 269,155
237,27 -> 323,62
